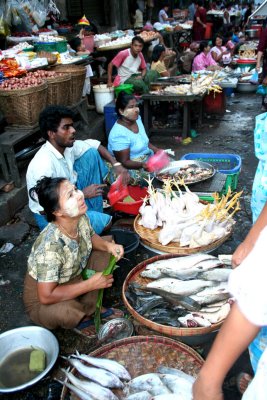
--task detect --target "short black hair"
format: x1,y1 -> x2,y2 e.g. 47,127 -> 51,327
29,177 -> 66,222
197,0 -> 203,6
213,33 -> 223,46
199,40 -> 210,52
69,37 -> 82,52
39,105 -> 75,140
115,91 -> 136,117
151,44 -> 166,62
132,36 -> 145,46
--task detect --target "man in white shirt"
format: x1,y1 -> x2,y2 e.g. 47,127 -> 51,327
26,105 -> 128,234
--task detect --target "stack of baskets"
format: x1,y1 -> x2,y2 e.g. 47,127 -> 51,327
51,65 -> 86,105
0,81 -> 48,126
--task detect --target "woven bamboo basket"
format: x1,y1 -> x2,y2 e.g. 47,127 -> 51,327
46,73 -> 71,106
0,81 -> 48,126
134,214 -> 232,255
60,335 -> 204,399
122,254 -> 226,339
51,65 -> 86,105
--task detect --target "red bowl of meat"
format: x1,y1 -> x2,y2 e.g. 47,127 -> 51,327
112,185 -> 148,215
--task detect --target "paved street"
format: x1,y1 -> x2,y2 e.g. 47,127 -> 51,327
0,92 -> 261,399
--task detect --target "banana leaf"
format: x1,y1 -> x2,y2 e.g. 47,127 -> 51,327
94,254 -> 118,332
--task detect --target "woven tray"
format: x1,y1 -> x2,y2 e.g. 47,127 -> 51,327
60,335 -> 204,399
97,42 -> 132,51
134,215 -> 232,255
122,254 -> 225,338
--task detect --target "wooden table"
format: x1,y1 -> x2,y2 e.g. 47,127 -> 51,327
142,92 -> 204,139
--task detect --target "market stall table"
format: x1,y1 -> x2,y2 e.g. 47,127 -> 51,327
142,92 -> 204,139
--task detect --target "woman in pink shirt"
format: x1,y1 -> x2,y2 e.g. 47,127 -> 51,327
192,41 -> 219,72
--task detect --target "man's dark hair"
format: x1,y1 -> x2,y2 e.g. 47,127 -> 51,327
132,36 -> 145,46
39,105 -> 75,140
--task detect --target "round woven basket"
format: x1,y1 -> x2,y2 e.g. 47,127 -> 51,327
60,335 -> 204,399
122,254 -> 225,339
134,214 -> 232,255
46,73 -> 71,106
0,81 -> 48,125
51,65 -> 86,105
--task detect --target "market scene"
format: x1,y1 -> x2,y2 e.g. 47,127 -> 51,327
0,0 -> 267,399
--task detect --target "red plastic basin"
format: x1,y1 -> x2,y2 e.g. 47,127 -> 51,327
112,186 -> 148,215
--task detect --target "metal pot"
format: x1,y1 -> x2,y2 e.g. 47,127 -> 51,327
236,82 -> 258,93
245,29 -> 260,39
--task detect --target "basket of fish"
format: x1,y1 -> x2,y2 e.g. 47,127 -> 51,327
122,253 -> 233,342
134,177 -> 241,254
60,335 -> 204,399
156,160 -> 216,185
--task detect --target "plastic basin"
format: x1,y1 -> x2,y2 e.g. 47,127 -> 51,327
112,186 -> 148,215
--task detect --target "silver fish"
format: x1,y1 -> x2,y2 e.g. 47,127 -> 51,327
160,374 -> 193,398
152,394 -> 191,399
190,283 -> 229,305
197,268 -> 231,282
126,391 -> 152,399
127,373 -> 170,396
64,357 -> 124,388
147,278 -> 213,296
149,254 -> 217,273
62,369 -> 118,400
156,367 -> 195,384
140,267 -> 164,279
73,352 -> 131,380
158,258 -> 222,281
195,302 -> 231,324
55,378 -> 94,400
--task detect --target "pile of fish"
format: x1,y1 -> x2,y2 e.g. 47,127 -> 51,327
123,366 -> 195,399
138,178 -> 241,247
58,352 -> 195,399
157,164 -> 213,184
125,254 -> 233,328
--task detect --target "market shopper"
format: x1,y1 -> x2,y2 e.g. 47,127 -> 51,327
192,226 -> 267,400
192,0 -> 207,41
192,41 -> 219,72
107,91 -> 161,183
26,105 -> 129,235
107,36 -> 158,94
23,176 -> 124,332
158,3 -> 174,24
151,44 -> 170,77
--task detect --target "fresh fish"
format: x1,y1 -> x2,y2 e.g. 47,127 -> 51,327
190,283 -> 229,305
61,369 -> 118,400
140,287 -> 201,311
147,278 -> 213,297
147,254 -> 217,272
160,373 -> 193,396
140,267 -> 164,279
157,366 -> 195,383
151,316 -> 181,327
136,298 -> 168,316
63,357 -> 124,388
159,259 -> 223,280
73,352 -> 131,380
55,378 -> 94,400
152,394 -> 191,399
127,373 -> 170,396
126,391 -> 152,399
195,302 -> 231,324
178,313 -> 211,328
197,268 -> 231,282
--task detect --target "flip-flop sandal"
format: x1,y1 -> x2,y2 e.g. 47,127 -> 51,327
236,372 -> 253,394
76,318 -> 94,330
101,307 -> 124,322
73,319 -> 97,338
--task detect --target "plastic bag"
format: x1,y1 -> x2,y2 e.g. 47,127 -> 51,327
256,85 -> 267,96
146,150 -> 170,173
31,0 -> 47,27
250,71 -> 259,85
108,175 -> 129,206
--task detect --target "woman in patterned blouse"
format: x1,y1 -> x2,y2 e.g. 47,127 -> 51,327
23,176 -> 124,332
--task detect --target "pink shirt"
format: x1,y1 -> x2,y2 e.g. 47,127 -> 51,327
192,52 -> 217,72
112,49 -> 146,86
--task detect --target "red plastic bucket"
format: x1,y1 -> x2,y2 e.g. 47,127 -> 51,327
112,186 -> 148,215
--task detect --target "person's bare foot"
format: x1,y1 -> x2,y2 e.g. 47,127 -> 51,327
236,372 -> 253,394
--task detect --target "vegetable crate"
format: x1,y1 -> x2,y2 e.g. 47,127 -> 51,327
180,153 -> 242,193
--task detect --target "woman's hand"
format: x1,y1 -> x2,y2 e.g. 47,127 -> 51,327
88,272 -> 114,290
193,376 -> 223,400
113,164 -> 131,185
107,242 -> 124,260
83,184 -> 107,198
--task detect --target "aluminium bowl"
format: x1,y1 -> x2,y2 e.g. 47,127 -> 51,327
0,326 -> 59,393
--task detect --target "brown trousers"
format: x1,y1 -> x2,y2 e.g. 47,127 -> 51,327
23,236 -> 112,329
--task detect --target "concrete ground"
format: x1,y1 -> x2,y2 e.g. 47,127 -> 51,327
0,92 -> 261,399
